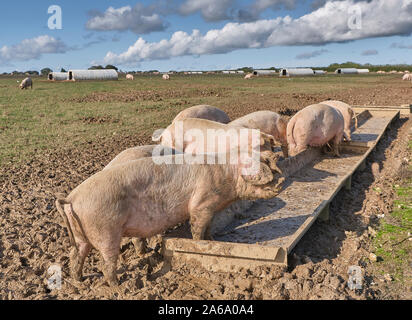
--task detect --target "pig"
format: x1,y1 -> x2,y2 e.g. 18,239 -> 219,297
172,105 -> 230,124
56,151 -> 284,285
229,111 -> 289,157
319,100 -> 357,141
104,145 -> 252,250
19,77 -> 33,90
244,73 -> 254,79
104,145 -> 181,254
287,104 -> 345,157
162,74 -> 170,80
126,74 -> 134,80
104,145 -> 181,171
152,105 -> 231,141
157,118 -> 276,156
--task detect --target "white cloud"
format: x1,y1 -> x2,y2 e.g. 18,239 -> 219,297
296,49 -> 328,59
103,0 -> 412,65
0,35 -> 68,63
179,0 -> 234,21
86,4 -> 167,34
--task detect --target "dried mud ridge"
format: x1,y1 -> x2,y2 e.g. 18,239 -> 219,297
0,112 -> 410,299
80,116 -> 120,124
67,88 -> 229,103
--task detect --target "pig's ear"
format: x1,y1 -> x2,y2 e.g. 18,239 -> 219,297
152,129 -> 165,142
260,133 -> 276,146
242,162 -> 273,185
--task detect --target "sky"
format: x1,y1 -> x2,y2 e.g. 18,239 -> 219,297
1,0 -> 412,72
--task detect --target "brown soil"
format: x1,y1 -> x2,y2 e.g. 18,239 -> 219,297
80,116 -> 120,124
0,88 -> 411,300
67,88 -> 228,103
223,86 -> 412,120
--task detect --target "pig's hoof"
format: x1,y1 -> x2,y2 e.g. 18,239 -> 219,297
205,234 -> 215,241
132,238 -> 147,256
106,278 -> 119,287
71,271 -> 82,282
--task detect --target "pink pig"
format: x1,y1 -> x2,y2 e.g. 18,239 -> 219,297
287,104 -> 345,157
319,100 -> 357,141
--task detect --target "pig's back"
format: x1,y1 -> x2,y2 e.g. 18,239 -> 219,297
294,104 -> 343,144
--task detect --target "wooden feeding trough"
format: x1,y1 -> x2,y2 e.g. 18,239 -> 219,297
162,106 -> 406,272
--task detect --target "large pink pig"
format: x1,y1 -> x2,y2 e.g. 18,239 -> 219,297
287,104 -> 345,157
56,151 -> 284,286
319,100 -> 357,141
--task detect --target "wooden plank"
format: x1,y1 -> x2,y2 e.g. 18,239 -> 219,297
168,252 -> 286,272
353,105 -> 410,115
163,237 -> 286,263
286,200 -> 329,252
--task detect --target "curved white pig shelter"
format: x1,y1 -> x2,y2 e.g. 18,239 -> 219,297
48,72 -> 68,81
313,70 -> 326,75
279,68 -> 314,77
68,69 -> 118,81
335,68 -> 358,74
253,70 -> 277,76
357,69 -> 370,74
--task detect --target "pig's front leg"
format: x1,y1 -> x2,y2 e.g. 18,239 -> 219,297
189,209 -> 215,240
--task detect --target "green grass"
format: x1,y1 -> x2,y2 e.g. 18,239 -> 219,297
372,176 -> 411,283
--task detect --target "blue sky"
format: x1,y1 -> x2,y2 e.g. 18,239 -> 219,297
1,0 -> 412,72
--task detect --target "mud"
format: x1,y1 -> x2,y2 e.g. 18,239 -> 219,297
67,88 -> 228,103
0,94 -> 410,299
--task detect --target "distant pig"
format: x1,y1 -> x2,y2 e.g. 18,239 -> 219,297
287,104 -> 345,157
56,151 -> 284,285
172,105 -> 230,124
19,77 -> 33,90
320,100 -> 357,141
229,111 -> 288,157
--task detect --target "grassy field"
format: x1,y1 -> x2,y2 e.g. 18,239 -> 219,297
0,73 -> 405,166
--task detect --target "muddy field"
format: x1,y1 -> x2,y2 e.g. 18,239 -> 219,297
0,74 -> 411,300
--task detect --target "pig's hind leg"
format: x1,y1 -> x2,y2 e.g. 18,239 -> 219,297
70,242 -> 91,281
94,234 -> 122,286
331,133 -> 342,157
